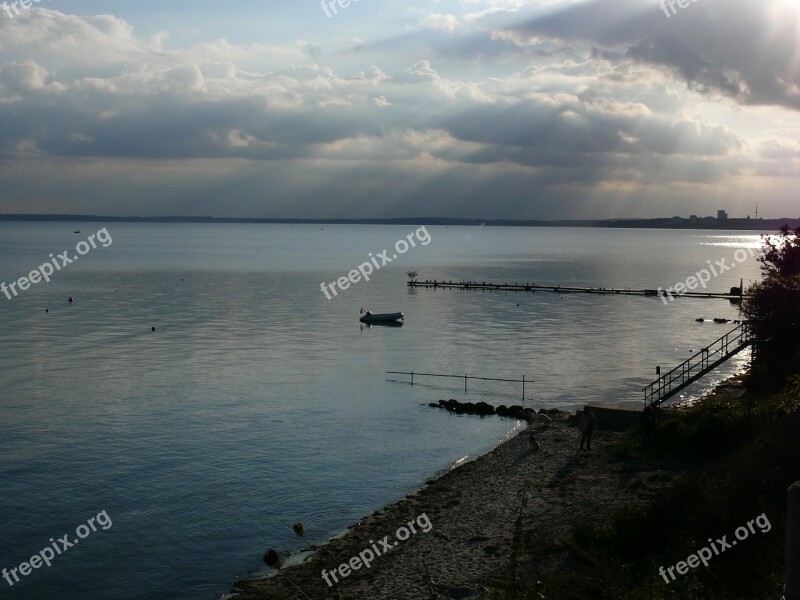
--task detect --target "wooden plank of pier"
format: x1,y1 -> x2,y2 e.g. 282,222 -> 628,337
407,280 -> 747,300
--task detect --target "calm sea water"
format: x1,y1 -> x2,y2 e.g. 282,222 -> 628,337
0,223 -> 762,599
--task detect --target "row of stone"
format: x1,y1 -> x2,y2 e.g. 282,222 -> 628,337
430,399 -> 544,421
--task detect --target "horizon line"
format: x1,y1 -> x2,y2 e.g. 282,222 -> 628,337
1,213 -> 799,226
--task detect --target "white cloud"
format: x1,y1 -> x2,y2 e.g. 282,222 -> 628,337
420,13 -> 461,32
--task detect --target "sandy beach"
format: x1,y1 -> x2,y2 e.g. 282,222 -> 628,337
234,399 -> 702,600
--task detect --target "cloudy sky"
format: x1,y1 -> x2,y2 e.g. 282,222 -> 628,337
0,0 -> 798,219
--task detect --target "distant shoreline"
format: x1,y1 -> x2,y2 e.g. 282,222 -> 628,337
1,214 -> 798,230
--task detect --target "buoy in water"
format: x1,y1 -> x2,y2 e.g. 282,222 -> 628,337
152,326 -> 156,332
68,296 -> 73,303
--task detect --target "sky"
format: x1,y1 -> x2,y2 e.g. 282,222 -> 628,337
0,0 -> 798,219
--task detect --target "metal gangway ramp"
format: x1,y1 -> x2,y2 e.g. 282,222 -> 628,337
643,323 -> 753,408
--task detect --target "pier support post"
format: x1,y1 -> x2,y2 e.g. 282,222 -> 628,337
788,482 -> 800,600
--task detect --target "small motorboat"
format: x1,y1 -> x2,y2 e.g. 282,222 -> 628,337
359,310 -> 404,323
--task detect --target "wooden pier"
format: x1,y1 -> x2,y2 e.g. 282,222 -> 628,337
408,279 -> 747,300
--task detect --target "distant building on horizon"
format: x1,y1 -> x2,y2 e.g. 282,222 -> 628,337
717,209 -> 729,220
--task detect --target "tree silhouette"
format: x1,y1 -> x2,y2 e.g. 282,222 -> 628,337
742,225 -> 800,375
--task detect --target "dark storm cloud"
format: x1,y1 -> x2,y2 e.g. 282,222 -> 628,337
503,0 -> 800,110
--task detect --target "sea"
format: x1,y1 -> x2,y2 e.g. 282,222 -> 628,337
0,223 -> 763,599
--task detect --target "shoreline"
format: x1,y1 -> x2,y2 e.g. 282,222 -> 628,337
232,413 -> 536,595
233,377 -> 746,599
232,412 -> 653,599
261,416 -> 528,573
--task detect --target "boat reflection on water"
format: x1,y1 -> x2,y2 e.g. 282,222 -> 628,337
360,320 -> 404,331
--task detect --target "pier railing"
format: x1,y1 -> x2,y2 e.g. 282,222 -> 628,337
642,323 -> 752,408
386,371 -> 530,401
